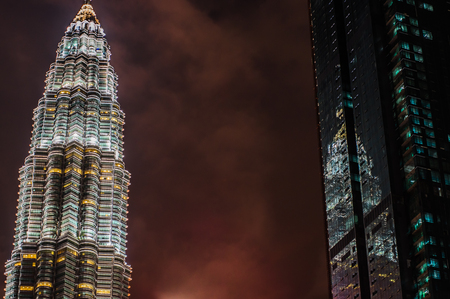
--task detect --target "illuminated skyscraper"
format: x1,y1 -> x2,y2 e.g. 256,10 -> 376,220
4,1 -> 131,298
311,0 -> 450,298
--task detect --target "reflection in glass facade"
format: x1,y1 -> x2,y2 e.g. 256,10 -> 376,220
311,0 -> 450,298
325,123 -> 353,249
4,2 -> 132,298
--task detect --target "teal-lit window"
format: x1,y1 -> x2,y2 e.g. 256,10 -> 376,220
412,28 -> 420,36
395,13 -> 406,22
428,258 -> 439,267
350,155 -> 358,163
424,213 -> 434,223
429,236 -> 437,245
420,3 -> 434,11
403,51 -> 411,59
414,136 -> 423,145
431,270 -> 441,279
410,97 -> 418,105
424,120 -> 433,128
412,117 -> 421,125
406,174 -> 417,189
400,42 -> 410,50
444,174 -> 450,186
396,96 -> 406,105
423,30 -> 433,40
393,67 -> 402,77
419,263 -> 428,275
427,139 -> 436,148
396,84 -> 405,95
399,104 -> 407,113
431,171 -> 440,183
412,126 -> 422,134
417,276 -> 430,288
344,100 -> 353,108
429,149 -> 438,158
425,130 -> 434,138
422,101 -> 431,109
395,24 -> 408,35
406,0 -> 415,4
410,18 -> 419,26
417,287 -> 430,299
413,45 -> 423,53
404,60 -> 413,68
410,107 -> 419,115
417,146 -> 425,154
415,54 -> 424,62
415,240 -> 425,253
413,218 -> 423,231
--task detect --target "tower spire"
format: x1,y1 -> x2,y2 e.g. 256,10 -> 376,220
73,0 -> 100,24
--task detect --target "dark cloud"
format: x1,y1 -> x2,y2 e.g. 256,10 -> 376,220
0,0 -> 328,298
186,0 -> 266,21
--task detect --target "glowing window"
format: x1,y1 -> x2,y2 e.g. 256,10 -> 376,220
36,282 -> 53,288
431,270 -> 441,280
420,3 -> 434,11
431,171 -> 440,183
23,254 -> 36,259
424,120 -> 433,128
427,139 -> 436,148
410,18 -> 419,26
424,213 -> 434,223
423,30 -> 433,40
445,174 -> 450,186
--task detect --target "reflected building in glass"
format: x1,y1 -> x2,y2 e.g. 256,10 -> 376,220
310,0 -> 450,298
4,1 -> 132,298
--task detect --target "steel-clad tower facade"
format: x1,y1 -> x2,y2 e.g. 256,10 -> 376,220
4,1 -> 131,298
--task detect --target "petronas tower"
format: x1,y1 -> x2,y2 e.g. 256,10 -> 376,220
4,1 -> 132,298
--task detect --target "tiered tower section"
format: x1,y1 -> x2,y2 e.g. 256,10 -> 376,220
4,2 -> 132,298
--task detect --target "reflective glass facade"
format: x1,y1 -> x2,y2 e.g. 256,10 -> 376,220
4,2 -> 132,298
311,0 -> 450,298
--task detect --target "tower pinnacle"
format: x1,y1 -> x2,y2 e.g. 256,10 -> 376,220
73,0 -> 99,24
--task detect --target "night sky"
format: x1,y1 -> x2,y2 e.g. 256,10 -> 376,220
0,0 -> 328,298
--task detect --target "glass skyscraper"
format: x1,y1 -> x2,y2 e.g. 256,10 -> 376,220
4,1 -> 131,298
311,0 -> 450,298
